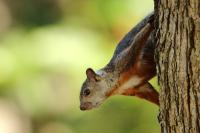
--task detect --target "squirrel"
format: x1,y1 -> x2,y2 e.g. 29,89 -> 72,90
80,12 -> 159,111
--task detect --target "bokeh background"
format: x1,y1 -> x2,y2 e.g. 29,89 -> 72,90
0,0 -> 160,133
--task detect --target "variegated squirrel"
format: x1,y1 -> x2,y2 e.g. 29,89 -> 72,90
80,12 -> 159,111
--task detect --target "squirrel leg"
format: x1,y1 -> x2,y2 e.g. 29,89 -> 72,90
122,82 -> 159,106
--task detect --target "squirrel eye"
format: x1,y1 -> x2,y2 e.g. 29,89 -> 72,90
84,89 -> 90,96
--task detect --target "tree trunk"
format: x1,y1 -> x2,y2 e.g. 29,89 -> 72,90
154,0 -> 200,133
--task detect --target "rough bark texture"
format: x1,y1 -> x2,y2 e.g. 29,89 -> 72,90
154,0 -> 200,133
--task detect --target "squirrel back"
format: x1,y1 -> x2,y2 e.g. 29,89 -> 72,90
109,12 -> 154,66
106,12 -> 155,73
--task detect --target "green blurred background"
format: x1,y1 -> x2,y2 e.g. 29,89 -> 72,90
0,0 -> 160,133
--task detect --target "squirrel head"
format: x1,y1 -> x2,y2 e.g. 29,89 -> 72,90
80,68 -> 118,111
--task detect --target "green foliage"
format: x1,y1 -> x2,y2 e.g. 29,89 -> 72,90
0,0 -> 159,133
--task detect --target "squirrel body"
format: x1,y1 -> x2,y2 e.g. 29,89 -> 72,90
80,12 -> 159,111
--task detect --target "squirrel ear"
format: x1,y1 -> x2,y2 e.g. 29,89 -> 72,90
86,68 -> 96,80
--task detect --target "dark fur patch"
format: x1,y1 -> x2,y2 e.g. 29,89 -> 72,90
109,12 -> 154,66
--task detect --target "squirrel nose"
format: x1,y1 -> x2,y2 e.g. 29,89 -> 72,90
80,105 -> 87,110
80,102 -> 92,111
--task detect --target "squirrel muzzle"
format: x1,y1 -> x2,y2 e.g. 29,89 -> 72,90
80,102 -> 93,111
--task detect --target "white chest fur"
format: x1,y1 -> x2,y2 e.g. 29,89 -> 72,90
118,76 -> 143,93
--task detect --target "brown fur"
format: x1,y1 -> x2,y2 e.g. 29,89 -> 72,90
106,87 -> 118,97
119,66 -> 138,85
122,83 -> 159,105
135,91 -> 159,105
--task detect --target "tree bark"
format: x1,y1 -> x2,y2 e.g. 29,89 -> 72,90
154,0 -> 200,133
